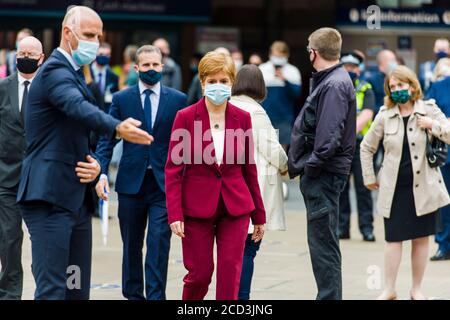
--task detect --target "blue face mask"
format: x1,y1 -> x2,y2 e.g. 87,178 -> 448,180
139,69 -> 162,86
436,50 -> 448,60
359,63 -> 365,73
68,29 -> 99,66
348,71 -> 358,82
204,83 -> 231,105
96,55 -> 110,66
388,61 -> 398,73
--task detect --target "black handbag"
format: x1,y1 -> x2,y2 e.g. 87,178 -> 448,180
425,129 -> 448,168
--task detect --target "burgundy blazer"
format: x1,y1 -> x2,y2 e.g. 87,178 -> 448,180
165,98 -> 266,225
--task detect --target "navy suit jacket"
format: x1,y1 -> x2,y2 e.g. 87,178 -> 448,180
95,84 -> 187,195
17,49 -> 120,212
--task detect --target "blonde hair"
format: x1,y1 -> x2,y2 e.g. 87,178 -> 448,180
198,51 -> 236,84
270,41 -> 290,56
308,27 -> 342,61
432,58 -> 450,82
383,65 -> 423,108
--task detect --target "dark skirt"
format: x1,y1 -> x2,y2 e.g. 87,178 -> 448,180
384,183 -> 441,242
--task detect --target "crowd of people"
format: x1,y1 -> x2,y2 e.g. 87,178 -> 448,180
1,5 -> 450,301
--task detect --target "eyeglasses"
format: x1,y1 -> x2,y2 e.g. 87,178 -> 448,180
16,52 -> 42,59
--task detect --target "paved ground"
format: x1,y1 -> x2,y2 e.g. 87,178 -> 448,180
21,179 -> 450,300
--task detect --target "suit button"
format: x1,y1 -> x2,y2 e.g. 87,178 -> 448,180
409,128 -> 413,132
414,156 -> 418,160
411,142 -> 415,146
439,180 -> 442,183
415,184 -> 419,188
416,171 -> 420,174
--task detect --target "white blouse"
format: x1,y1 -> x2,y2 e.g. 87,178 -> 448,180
211,130 -> 225,165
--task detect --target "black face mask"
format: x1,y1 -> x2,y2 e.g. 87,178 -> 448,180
16,57 -> 40,74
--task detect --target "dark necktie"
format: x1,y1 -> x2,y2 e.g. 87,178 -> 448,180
21,80 -> 30,120
144,89 -> 153,134
98,72 -> 104,94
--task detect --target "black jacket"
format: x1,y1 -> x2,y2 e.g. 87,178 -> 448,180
0,73 -> 26,188
288,63 -> 356,178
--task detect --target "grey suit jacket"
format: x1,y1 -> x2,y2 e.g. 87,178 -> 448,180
0,73 -> 26,188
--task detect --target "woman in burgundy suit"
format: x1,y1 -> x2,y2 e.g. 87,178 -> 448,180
165,51 -> 266,300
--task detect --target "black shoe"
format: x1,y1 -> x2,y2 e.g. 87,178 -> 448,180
430,250 -> 450,261
339,231 -> 350,240
363,232 -> 376,242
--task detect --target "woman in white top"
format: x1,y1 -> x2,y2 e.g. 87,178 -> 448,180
230,64 -> 288,300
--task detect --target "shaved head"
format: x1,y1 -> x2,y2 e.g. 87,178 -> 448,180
62,6 -> 101,30
153,38 -> 171,57
17,36 -> 43,54
377,50 -> 396,64
60,6 -> 103,54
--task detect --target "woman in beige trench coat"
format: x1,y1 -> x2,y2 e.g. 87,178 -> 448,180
229,65 -> 288,299
360,65 -> 450,300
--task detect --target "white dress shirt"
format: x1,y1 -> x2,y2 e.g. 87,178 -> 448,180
18,73 -> 34,111
138,80 -> 161,129
212,129 -> 225,165
57,47 -> 80,71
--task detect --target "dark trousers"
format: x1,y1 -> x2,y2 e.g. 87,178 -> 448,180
300,171 -> 347,300
20,201 -> 92,300
117,169 -> 171,300
339,140 -> 374,235
238,233 -> 262,300
0,186 -> 23,300
436,164 -> 450,253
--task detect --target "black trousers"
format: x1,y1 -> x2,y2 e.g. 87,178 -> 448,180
0,186 -> 23,300
300,171 -> 347,300
338,140 -> 374,235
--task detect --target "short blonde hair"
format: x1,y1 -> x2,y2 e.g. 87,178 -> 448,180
198,51 -> 236,84
383,65 -> 423,108
308,27 -> 342,61
270,41 -> 290,56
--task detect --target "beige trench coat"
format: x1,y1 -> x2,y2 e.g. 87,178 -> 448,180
229,95 -> 288,231
360,99 -> 450,218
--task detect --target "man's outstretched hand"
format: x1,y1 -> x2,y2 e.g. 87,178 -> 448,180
116,118 -> 154,145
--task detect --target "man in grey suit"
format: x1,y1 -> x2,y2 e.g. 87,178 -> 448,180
0,36 -> 44,299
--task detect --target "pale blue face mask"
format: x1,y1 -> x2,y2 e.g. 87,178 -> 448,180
204,83 -> 231,105
68,28 -> 99,66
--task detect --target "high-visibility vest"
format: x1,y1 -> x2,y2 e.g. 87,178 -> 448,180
355,79 -> 373,136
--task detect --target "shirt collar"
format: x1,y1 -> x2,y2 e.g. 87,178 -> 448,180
57,47 -> 80,71
18,73 -> 35,85
92,62 -> 108,75
139,80 -> 161,97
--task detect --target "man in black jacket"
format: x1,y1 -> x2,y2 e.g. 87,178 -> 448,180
0,36 -> 44,300
288,28 -> 356,300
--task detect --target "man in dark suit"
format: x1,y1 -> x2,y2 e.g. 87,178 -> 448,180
95,45 -> 187,300
17,6 -> 153,300
0,36 -> 44,300
89,42 -> 119,113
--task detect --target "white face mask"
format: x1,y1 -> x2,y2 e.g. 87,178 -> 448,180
234,59 -> 243,70
270,55 -> 288,67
